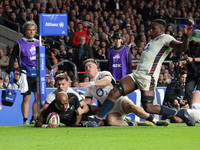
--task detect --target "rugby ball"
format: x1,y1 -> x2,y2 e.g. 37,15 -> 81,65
46,112 -> 60,127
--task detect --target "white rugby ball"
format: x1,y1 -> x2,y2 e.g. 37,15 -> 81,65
46,112 -> 60,127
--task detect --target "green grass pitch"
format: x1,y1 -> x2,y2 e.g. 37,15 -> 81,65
0,123 -> 200,150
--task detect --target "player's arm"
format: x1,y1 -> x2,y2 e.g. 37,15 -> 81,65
78,76 -> 112,89
170,20 -> 193,52
75,107 -> 83,126
37,103 -> 49,119
35,116 -> 57,128
85,97 -> 92,104
78,100 -> 89,115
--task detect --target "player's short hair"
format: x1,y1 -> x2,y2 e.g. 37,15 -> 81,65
153,19 -> 166,28
55,73 -> 69,82
83,58 -> 98,66
22,21 -> 37,36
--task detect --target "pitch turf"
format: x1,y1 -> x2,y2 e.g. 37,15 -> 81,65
0,123 -> 200,150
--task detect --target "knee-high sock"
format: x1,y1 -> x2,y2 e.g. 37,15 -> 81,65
159,105 -> 177,116
93,99 -> 115,123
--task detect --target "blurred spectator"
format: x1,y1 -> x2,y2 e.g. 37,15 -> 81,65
7,12 -> 19,31
162,70 -> 188,119
13,68 -> 20,89
0,77 -> 3,89
72,22 -> 89,46
3,75 -> 12,89
0,49 -> 9,72
83,76 -> 89,82
55,35 -> 66,49
176,30 -> 183,42
13,61 -> 19,70
92,38 -> 101,57
185,29 -> 200,107
130,46 -> 138,60
157,73 -> 167,87
0,64 -> 8,80
72,79 -> 79,88
74,36 -> 93,82
46,76 -> 55,88
46,44 -> 59,71
17,11 -> 27,27
56,44 -> 67,71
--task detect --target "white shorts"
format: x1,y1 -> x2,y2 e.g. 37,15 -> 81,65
191,103 -> 200,109
187,109 -> 200,123
108,96 -> 132,118
128,71 -> 156,91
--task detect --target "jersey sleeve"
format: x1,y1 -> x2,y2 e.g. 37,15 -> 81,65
46,89 -> 57,104
42,101 -> 56,122
67,93 -> 80,109
85,87 -> 93,98
163,34 -> 177,47
68,88 -> 83,102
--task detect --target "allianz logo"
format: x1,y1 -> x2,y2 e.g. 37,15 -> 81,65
45,22 -> 64,28
6,97 -> 13,101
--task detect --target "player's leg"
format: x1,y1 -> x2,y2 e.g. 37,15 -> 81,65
141,90 -> 195,126
91,76 -> 136,125
191,90 -> 200,105
122,97 -> 149,119
105,98 -> 153,126
31,92 -> 37,124
121,96 -> 169,126
106,112 -> 129,126
30,78 -> 37,124
21,94 -> 30,124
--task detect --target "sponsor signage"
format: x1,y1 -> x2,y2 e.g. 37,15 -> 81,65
36,46 -> 46,110
39,14 -> 68,36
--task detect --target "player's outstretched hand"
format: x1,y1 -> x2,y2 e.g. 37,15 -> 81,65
184,20 -> 193,36
78,82 -> 91,89
47,124 -> 57,128
80,121 -> 100,127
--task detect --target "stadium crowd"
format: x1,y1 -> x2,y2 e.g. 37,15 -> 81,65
0,0 -> 200,86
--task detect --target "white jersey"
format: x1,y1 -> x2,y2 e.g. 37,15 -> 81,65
46,87 -> 82,104
85,71 -> 115,104
136,34 -> 177,81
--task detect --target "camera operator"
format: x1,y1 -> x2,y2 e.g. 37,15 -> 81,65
185,29 -> 200,107
162,70 -> 189,119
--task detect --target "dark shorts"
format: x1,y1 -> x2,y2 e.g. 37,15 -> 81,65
21,77 -> 37,95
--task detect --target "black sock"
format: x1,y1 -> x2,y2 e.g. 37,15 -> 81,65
127,122 -> 133,126
159,105 -> 177,116
147,115 -> 154,122
93,99 -> 115,123
23,118 -> 28,122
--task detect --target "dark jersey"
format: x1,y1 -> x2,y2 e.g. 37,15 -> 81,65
43,93 -> 80,126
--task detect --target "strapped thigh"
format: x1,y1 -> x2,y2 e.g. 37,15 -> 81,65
141,96 -> 154,104
115,81 -> 125,96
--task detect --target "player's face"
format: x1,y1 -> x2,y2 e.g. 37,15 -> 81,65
57,79 -> 68,92
85,62 -> 98,78
180,74 -> 187,83
56,98 -> 68,112
25,25 -> 36,39
114,38 -> 122,48
150,22 -> 163,39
